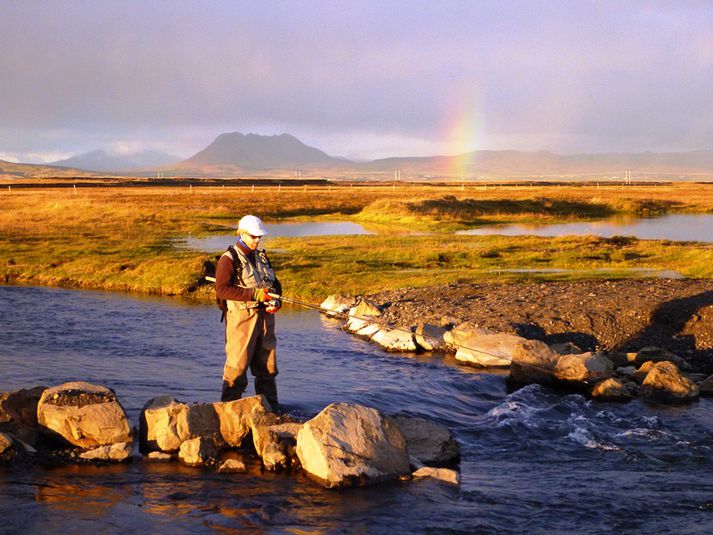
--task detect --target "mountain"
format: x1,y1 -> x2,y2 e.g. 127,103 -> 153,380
362,149 -> 713,178
181,132 -> 346,169
0,159 -> 99,179
50,149 -> 181,173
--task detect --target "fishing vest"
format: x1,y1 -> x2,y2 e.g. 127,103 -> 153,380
222,245 -> 277,311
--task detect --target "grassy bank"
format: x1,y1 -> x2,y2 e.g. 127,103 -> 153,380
1,183 -> 712,301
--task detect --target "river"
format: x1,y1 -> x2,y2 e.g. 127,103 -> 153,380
1,286 -> 713,533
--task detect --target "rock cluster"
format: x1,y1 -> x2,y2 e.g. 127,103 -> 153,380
1,380 -> 460,489
325,294 -> 710,404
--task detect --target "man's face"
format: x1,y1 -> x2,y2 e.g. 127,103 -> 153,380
240,231 -> 261,251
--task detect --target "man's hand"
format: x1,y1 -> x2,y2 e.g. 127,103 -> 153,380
252,287 -> 271,302
265,299 -> 282,314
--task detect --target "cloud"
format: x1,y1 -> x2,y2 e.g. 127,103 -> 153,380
0,1 -> 711,159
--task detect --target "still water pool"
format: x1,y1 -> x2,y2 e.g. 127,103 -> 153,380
1,286 -> 713,534
182,221 -> 372,252
457,213 -> 713,242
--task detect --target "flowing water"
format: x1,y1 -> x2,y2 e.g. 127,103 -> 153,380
1,286 -> 713,534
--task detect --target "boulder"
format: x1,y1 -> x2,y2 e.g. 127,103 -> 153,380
140,396 -> 189,453
509,340 -> 560,384
37,382 -> 132,449
218,458 -> 247,473
391,414 -> 460,466
79,441 -> 132,462
248,412 -> 302,471
213,395 -> 271,447
354,322 -> 381,338
632,361 -> 657,384
615,366 -> 637,378
296,403 -> 410,488
443,323 -> 491,350
140,397 -> 221,453
455,333 -> 526,367
0,386 -> 46,445
320,294 -> 357,316
371,327 -> 417,352
635,346 -> 690,370
639,361 -> 700,402
350,298 -> 382,318
0,432 -> 16,462
412,466 -> 460,486
591,378 -> 635,401
414,323 -> 448,352
146,451 -> 173,462
178,436 -> 220,467
553,352 -> 614,384
549,342 -> 583,355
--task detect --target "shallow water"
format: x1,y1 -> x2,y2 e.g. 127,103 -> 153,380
457,213 -> 713,242
181,221 -> 372,252
2,286 -> 713,533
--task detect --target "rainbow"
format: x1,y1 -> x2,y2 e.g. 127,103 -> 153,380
441,91 -> 485,179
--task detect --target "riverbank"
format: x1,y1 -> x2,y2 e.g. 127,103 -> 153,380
364,278 -> 713,373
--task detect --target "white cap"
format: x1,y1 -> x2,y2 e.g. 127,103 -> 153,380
238,215 -> 268,236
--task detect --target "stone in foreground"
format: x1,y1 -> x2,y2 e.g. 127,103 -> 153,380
296,403 -> 410,488
37,382 -> 132,449
412,466 -> 460,485
79,441 -> 133,462
371,327 -> 417,352
391,414 -> 460,466
553,352 -> 614,384
178,436 -> 220,467
591,378 -> 635,401
0,385 -> 46,446
639,361 -> 700,402
414,323 -> 448,352
213,395 -> 271,447
320,294 -> 357,316
218,458 -> 247,473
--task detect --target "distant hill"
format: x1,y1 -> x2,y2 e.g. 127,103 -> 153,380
50,149 -> 180,173
0,159 -> 99,179
180,132 -> 347,170
363,149 -> 713,178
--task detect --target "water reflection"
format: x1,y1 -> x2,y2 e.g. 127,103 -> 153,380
457,213 -> 713,242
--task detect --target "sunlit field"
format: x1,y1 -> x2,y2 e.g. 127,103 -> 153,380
2,181 -> 713,300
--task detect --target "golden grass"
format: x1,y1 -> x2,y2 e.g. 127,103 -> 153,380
1,182 -> 712,301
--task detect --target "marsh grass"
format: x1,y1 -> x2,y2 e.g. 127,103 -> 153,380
1,183 -> 713,300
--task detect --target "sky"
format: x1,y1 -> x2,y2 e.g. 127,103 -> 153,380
1,0 -> 712,163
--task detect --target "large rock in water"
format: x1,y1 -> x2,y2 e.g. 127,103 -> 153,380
391,414 -> 460,466
414,323 -> 448,352
553,352 -> 614,384
371,327 -> 417,352
509,340 -> 560,384
213,395 -> 272,447
320,294 -> 357,316
296,403 -> 410,488
37,382 -> 132,449
639,361 -> 700,402
454,332 -> 526,367
0,385 -> 46,445
140,396 -> 226,453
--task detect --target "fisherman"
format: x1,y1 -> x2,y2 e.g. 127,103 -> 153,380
215,214 -> 282,408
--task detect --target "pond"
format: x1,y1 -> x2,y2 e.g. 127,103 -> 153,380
456,213 -> 713,242
180,221 -> 372,252
2,286 -> 713,533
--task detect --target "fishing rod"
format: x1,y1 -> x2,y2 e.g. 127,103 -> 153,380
204,275 -> 590,385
